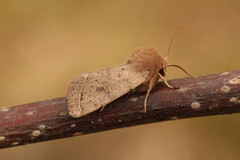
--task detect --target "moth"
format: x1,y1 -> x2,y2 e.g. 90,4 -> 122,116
66,27 -> 193,118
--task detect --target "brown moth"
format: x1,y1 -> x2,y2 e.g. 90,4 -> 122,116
66,27 -> 193,118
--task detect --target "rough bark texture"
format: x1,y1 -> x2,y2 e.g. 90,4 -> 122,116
0,70 -> 240,149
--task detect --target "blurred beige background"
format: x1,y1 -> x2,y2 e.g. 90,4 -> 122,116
1,0 -> 240,159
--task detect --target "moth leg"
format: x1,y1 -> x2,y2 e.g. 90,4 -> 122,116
158,73 -> 174,89
144,89 -> 151,113
100,105 -> 106,112
144,76 -> 158,113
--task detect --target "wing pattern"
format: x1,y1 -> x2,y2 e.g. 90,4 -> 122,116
66,63 -> 149,117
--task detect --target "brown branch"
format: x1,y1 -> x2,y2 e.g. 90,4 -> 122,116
0,70 -> 240,149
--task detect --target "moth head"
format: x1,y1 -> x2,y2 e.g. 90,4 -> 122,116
158,57 -> 168,77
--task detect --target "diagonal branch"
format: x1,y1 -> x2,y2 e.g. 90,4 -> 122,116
0,70 -> 240,149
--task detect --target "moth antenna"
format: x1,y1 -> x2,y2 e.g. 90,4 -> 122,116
166,26 -> 184,60
163,64 -> 194,78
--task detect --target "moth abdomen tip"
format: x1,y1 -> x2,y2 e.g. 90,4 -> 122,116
69,111 -> 81,118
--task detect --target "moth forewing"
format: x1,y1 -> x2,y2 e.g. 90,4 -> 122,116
66,63 -> 150,118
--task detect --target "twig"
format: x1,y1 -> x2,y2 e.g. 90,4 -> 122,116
0,70 -> 240,149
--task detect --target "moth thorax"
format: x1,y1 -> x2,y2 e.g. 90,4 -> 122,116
127,47 -> 165,73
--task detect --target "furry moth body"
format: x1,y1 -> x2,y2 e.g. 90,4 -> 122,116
66,27 -> 193,118
67,47 -> 175,118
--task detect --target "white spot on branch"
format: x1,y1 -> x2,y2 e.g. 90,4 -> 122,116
11,142 -> 19,146
219,72 -> 229,76
0,136 -> 5,141
129,97 -> 138,102
191,102 -> 200,109
229,76 -> 240,85
71,124 -> 76,128
26,111 -> 34,116
32,130 -> 41,137
170,117 -> 178,120
39,124 -> 46,130
221,85 -> 230,93
0,107 -> 10,112
177,87 -> 188,92
229,97 -> 238,102
73,132 -> 83,136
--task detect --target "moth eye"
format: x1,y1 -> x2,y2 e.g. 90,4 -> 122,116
158,69 -> 165,76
